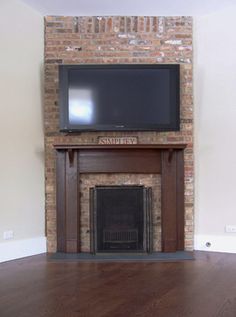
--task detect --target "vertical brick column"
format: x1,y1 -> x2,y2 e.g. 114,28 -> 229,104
44,16 -> 193,252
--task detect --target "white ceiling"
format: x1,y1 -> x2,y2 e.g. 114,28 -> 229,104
21,0 -> 235,17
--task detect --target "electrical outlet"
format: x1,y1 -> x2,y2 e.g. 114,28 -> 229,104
225,225 -> 236,233
3,230 -> 14,240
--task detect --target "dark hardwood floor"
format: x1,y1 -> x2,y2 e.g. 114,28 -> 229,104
1,251 -> 236,317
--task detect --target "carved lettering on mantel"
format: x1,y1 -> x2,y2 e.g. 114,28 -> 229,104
98,136 -> 138,145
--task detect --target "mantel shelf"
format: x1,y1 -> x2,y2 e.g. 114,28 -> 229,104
54,144 -> 187,150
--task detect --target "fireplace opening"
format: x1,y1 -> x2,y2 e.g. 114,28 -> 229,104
90,185 -> 152,253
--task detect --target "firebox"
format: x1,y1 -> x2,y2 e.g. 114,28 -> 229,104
90,185 -> 152,254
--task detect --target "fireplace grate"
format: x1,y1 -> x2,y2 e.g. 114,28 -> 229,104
103,229 -> 138,243
103,229 -> 138,250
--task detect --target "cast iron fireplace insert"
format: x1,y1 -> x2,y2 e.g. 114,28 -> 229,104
90,185 -> 152,254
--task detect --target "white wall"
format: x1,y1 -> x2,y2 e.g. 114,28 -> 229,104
0,0 -> 45,261
194,5 -> 236,252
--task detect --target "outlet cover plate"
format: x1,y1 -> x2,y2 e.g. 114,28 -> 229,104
3,230 -> 14,240
225,225 -> 236,233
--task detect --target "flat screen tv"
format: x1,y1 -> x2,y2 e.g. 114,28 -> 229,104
59,64 -> 180,132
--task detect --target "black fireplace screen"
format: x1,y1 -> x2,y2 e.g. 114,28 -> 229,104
90,185 -> 152,253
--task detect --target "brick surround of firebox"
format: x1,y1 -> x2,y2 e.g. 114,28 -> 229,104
80,173 -> 161,252
44,16 -> 193,252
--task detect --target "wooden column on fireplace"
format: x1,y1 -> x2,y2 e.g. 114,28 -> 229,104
54,144 -> 186,253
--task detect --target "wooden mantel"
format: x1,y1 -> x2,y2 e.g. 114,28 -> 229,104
54,144 -> 186,253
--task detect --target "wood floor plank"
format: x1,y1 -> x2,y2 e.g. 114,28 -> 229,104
0,252 -> 236,316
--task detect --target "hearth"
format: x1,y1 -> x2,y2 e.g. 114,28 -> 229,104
90,185 -> 152,253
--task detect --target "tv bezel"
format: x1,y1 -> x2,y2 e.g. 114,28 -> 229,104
59,64 -> 180,132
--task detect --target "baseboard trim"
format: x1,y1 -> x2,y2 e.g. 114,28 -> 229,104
1,235 -> 235,262
0,236 -> 47,263
194,234 -> 236,253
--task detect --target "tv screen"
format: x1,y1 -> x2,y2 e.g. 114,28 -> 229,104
59,64 -> 180,132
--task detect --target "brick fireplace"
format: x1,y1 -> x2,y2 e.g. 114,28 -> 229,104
44,16 -> 193,252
